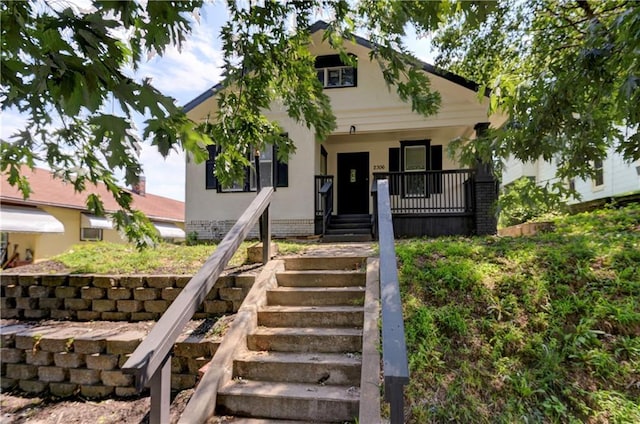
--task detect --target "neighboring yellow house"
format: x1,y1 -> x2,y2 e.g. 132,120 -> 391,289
184,21 -> 508,241
0,166 -> 185,266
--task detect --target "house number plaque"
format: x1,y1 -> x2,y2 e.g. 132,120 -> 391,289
350,169 -> 356,182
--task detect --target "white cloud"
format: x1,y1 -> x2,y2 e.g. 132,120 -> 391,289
136,3 -> 227,105
129,4 -> 227,202
138,144 -> 185,201
0,109 -> 28,139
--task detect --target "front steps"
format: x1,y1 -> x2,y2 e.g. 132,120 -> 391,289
322,214 -> 372,242
214,256 -> 367,423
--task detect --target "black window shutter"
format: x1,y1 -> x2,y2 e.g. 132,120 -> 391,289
430,145 -> 443,194
388,147 -> 400,195
430,145 -> 442,170
274,143 -> 289,188
205,145 -> 218,190
389,147 -> 400,172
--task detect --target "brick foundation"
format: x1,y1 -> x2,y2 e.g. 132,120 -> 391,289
187,219 -> 315,240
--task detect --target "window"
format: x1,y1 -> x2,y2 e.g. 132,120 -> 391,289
592,159 -> 604,188
315,55 -> 357,88
206,138 -> 289,192
80,227 -> 102,241
390,141 -> 443,197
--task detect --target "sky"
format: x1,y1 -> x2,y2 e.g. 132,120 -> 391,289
0,2 -> 435,202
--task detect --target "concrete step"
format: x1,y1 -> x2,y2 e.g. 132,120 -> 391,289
217,380 -> 359,422
326,222 -> 371,230
266,287 -> 364,307
275,271 -> 365,287
282,257 -> 366,271
324,228 -> 371,235
320,234 -> 373,243
209,419 -> 318,424
330,214 -> 371,223
258,306 -> 364,328
233,351 -> 361,385
247,327 -> 362,353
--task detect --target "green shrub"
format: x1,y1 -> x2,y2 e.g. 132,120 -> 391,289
498,177 -> 565,227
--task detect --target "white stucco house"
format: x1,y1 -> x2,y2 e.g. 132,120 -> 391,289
183,21 -> 507,240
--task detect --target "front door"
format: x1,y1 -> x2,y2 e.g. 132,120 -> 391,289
337,152 -> 369,214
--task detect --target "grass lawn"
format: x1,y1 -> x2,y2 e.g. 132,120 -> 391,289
41,240 -> 310,274
396,203 -> 640,423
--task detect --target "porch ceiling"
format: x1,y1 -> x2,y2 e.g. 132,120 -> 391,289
324,126 -> 473,145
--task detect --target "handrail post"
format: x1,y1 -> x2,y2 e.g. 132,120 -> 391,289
261,204 -> 270,264
150,353 -> 171,424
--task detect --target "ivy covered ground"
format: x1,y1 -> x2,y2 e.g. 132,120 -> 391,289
396,204 -> 640,423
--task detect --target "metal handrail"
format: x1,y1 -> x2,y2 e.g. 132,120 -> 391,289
319,180 -> 333,235
373,169 -> 476,215
376,179 -> 409,424
122,187 -> 274,423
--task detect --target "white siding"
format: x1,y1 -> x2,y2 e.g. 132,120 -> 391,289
501,145 -> 640,204
502,155 -> 537,186
568,148 -> 639,204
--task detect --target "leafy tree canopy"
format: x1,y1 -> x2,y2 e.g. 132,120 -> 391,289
3,0 -> 637,245
437,0 -> 640,193
1,0 -> 493,246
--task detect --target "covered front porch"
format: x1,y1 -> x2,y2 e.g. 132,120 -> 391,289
315,168 -> 497,238
313,124 -> 498,239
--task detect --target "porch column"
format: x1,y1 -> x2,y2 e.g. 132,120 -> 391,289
473,122 -> 498,236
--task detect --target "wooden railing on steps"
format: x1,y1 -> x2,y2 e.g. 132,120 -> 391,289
122,187 -> 274,423
376,179 -> 410,424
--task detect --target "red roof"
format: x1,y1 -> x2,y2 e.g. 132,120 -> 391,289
0,166 -> 183,222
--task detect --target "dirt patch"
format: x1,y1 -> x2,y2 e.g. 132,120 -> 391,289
1,261 -> 69,275
0,388 -> 194,424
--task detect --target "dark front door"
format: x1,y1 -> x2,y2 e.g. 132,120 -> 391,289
337,152 -> 369,214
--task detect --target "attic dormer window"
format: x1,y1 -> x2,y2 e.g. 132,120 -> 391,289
315,54 -> 357,88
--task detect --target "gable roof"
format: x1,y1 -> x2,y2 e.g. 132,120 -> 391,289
183,20 -> 482,113
0,166 -> 184,223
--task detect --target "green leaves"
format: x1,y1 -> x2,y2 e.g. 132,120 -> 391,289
1,0 -> 206,249
435,0 -> 640,182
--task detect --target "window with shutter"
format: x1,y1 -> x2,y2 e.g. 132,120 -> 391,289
206,137 -> 289,193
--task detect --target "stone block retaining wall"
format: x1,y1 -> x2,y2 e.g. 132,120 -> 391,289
0,273 -> 255,321
0,320 -> 222,397
0,272 -> 255,398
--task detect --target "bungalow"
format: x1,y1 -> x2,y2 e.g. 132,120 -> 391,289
0,166 -> 185,267
184,21 -> 507,241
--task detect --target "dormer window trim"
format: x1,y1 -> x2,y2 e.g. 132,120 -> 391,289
315,54 -> 357,89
